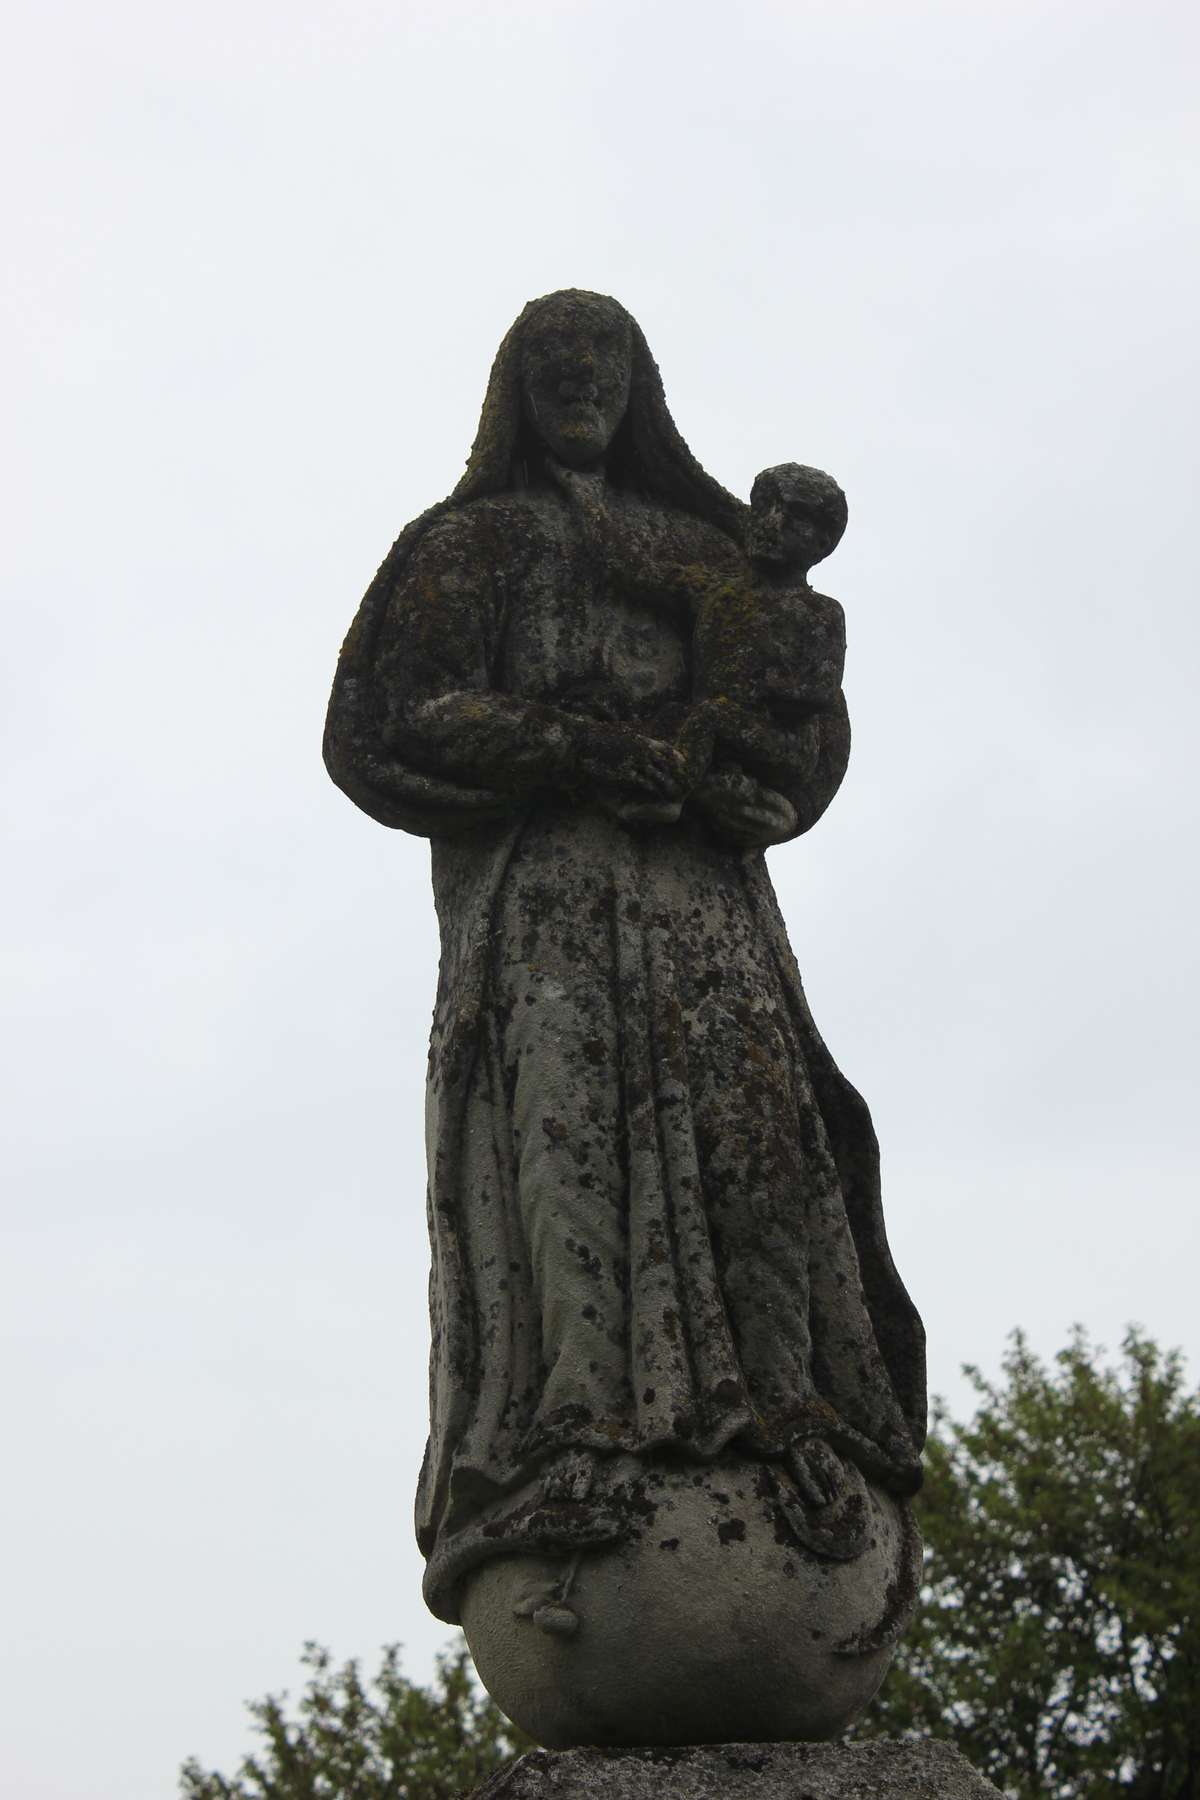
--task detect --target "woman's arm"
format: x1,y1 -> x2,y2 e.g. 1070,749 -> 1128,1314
327,513 -> 686,834
386,689 -> 688,807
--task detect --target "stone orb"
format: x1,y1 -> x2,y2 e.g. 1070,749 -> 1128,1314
460,1454 -> 919,1749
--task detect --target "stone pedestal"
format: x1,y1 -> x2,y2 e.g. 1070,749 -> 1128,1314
473,1743 -> 1005,1800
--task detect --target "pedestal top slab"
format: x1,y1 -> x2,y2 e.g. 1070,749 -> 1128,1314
474,1742 -> 1005,1800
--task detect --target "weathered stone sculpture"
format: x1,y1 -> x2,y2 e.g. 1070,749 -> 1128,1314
324,291 -> 928,1749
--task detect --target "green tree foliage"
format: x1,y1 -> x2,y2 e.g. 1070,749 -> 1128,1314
180,1641 -> 532,1800
861,1328 -> 1200,1799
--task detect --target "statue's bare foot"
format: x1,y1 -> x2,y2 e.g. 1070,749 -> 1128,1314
778,1438 -> 871,1561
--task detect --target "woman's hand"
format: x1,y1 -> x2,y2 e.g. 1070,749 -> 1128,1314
692,768 -> 798,847
573,720 -> 689,810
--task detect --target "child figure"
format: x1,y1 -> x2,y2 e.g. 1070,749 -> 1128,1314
556,458 -> 849,837
678,461 -> 848,801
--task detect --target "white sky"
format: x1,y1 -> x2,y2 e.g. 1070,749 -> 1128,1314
3,2 -> 1198,1795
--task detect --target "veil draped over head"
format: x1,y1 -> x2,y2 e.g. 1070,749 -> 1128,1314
323,291 -> 746,811
450,289 -> 747,531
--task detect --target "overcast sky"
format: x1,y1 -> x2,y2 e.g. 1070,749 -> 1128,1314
3,2 -> 1199,1796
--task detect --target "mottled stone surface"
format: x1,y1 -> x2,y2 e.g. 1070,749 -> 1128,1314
324,290 -> 927,1744
473,1744 -> 1005,1800
462,1455 -> 920,1748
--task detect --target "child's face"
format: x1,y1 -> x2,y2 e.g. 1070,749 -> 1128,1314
748,478 -> 835,572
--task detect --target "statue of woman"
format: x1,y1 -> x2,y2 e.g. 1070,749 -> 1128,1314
324,291 -> 926,1746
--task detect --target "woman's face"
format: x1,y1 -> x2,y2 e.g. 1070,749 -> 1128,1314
519,295 -> 633,469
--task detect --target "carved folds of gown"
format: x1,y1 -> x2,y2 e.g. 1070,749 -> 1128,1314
330,486 -> 925,1622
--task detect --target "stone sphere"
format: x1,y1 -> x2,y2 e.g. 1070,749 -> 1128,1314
460,1454 -> 920,1748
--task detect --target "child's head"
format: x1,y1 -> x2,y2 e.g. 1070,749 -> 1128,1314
748,464 -> 847,575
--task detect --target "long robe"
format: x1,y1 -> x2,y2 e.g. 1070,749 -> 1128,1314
332,482 -> 926,1623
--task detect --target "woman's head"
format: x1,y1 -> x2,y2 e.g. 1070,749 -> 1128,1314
452,289 -> 746,541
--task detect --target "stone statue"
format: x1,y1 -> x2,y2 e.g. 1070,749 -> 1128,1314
324,291 -> 927,1749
